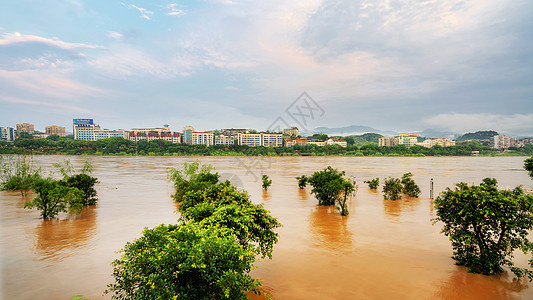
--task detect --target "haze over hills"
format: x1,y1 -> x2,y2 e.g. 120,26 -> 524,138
307,125 -> 531,139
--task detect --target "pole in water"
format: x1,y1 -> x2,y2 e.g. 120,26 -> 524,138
430,178 -> 434,199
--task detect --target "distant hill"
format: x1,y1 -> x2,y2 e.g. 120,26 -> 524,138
456,130 -> 498,141
309,125 -> 396,137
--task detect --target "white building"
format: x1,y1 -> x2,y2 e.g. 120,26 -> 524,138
1,127 -> 16,141
215,135 -> 234,146
73,119 -> 127,141
127,132 -> 181,143
491,135 -> 516,149
237,133 -> 283,147
192,132 -> 214,146
416,138 -> 455,148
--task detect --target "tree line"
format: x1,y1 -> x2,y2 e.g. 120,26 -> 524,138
2,137 -> 532,156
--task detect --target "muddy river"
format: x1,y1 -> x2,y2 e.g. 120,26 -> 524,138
1,156 -> 532,299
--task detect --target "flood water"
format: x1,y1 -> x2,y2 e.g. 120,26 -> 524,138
1,155 -> 533,299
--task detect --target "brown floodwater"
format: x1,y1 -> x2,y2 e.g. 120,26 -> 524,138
1,155 -> 533,299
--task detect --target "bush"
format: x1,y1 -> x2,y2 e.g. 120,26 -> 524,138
262,174 -> 272,191
401,172 -> 420,197
62,174 -> 98,206
24,178 -> 84,219
525,157 -> 533,179
105,223 -> 263,300
305,166 -> 356,215
364,178 -> 379,189
0,155 -> 41,196
383,178 -> 403,200
434,178 -> 533,279
296,175 -> 308,189
168,161 -> 219,202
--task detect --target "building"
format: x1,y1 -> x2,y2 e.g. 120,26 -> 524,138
398,133 -> 418,148
192,132 -> 214,146
214,134 -> 234,146
307,138 -> 346,147
237,133 -> 283,147
491,135 -> 516,149
73,119 -> 127,141
45,125 -> 66,137
378,137 -> 399,147
222,128 -> 249,137
128,131 -> 181,143
16,123 -> 35,134
283,127 -> 299,138
285,137 -> 308,147
130,125 -> 171,134
416,138 -> 455,148
1,127 -> 16,141
516,138 -> 533,147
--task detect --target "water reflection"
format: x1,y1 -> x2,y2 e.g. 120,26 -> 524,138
435,266 -> 529,299
308,206 -> 353,251
262,190 -> 271,201
298,188 -> 308,200
32,206 -> 97,262
382,196 -> 421,220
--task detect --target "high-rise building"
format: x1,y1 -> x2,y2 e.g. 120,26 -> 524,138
1,127 -> 16,141
16,123 -> 34,134
491,135 -> 516,149
214,134 -> 234,145
283,127 -> 299,138
45,125 -> 66,137
73,119 -> 127,141
237,133 -> 283,147
182,126 -> 214,146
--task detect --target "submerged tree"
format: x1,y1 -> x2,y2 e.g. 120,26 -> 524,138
296,175 -> 308,189
261,175 -> 272,191
24,178 -> 84,219
401,172 -> 421,197
383,178 -> 403,200
0,155 -> 41,196
364,178 -> 379,189
168,160 -> 219,202
106,223 -> 263,300
304,166 -> 356,216
525,157 -> 533,179
54,159 -> 98,206
434,178 -> 533,279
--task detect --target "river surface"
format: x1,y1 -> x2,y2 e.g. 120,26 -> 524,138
1,155 -> 533,299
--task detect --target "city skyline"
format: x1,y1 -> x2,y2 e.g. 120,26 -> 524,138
1,1 -> 532,135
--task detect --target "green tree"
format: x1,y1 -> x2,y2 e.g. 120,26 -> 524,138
401,172 -> 421,197
46,134 -> 62,141
168,161 -> 219,202
62,174 -> 99,206
24,178 -> 84,219
337,179 -> 356,216
364,178 -> 379,189
105,223 -> 263,300
17,132 -> 33,139
261,174 -> 272,191
434,178 -> 533,278
306,166 -> 356,215
0,155 -> 41,196
383,178 -> 402,200
525,157 -> 533,179
296,175 -> 308,189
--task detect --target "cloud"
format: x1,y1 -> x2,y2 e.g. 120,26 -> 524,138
0,95 -> 100,116
107,31 -> 124,40
0,33 -> 102,70
422,113 -> 533,136
166,4 -> 185,16
127,4 -> 154,20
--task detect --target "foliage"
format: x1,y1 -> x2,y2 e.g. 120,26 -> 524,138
261,175 -> 272,191
178,181 -> 249,215
525,157 -> 533,179
401,172 -> 421,197
383,178 -> 403,200
296,175 -> 308,189
434,178 -> 533,279
364,178 -> 379,189
46,134 -> 62,141
24,177 -> 84,219
105,223 -> 263,300
62,174 -> 99,206
305,166 -> 356,215
455,130 -> 498,142
0,155 -> 41,196
168,161 -> 219,202
17,132 -> 33,139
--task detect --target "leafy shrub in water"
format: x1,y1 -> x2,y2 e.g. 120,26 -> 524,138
24,178 -> 84,219
0,155 -> 41,196
262,174 -> 272,191
434,178 -> 533,279
383,177 -> 403,200
401,172 -> 420,197
364,178 -> 379,189
296,175 -> 308,189
304,166 -> 356,216
525,156 -> 533,179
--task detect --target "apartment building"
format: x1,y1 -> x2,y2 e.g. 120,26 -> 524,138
416,138 -> 455,148
128,132 -> 181,143
378,137 -> 399,147
16,123 -> 34,134
308,138 -> 346,147
215,134 -> 234,146
45,125 -> 66,137
283,127 -> 299,138
491,135 -> 516,149
285,137 -> 308,147
1,127 -> 16,141
237,133 -> 283,147
73,119 -> 127,141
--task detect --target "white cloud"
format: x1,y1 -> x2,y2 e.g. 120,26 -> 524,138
422,113 -> 533,135
107,31 -> 124,40
127,4 -> 154,20
0,95 -> 100,116
166,4 -> 185,16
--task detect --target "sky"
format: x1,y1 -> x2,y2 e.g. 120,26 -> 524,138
1,0 -> 532,136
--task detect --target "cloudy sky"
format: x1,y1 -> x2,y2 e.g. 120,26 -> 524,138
1,0 -> 532,136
